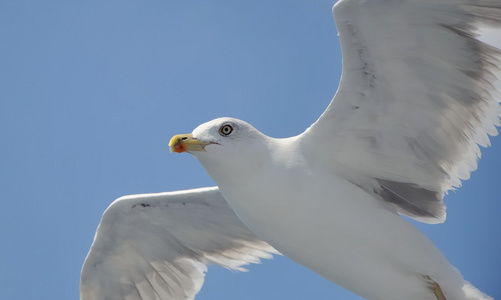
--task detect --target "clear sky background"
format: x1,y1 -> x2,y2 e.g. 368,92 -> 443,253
1,1 -> 500,299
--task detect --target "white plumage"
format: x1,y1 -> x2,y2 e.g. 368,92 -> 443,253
81,187 -> 277,299
81,1 -> 501,299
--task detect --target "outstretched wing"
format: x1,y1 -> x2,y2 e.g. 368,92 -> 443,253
300,0 -> 501,223
80,187 -> 278,300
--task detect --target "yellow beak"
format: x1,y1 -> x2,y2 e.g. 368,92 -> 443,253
169,134 -> 214,153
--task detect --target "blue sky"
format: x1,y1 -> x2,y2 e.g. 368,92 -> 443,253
1,1 -> 500,299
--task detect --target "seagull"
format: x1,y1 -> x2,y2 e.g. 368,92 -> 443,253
81,1 -> 501,299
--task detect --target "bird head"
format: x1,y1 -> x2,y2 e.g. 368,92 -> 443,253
169,117 -> 271,182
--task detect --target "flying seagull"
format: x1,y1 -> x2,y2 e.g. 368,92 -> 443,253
81,1 -> 501,299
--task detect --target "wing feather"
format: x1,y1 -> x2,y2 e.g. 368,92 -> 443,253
300,0 -> 501,223
80,187 -> 278,300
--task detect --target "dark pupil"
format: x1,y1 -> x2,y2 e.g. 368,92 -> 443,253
222,125 -> 232,135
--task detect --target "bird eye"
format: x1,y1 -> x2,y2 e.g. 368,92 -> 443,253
219,124 -> 233,136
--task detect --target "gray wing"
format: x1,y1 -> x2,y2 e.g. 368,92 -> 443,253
300,0 -> 501,223
80,187 -> 278,300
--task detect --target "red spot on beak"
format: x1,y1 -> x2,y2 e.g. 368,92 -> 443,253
173,142 -> 186,153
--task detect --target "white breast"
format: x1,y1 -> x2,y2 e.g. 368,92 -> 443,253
218,159 -> 465,300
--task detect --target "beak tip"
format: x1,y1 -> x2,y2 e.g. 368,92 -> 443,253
169,134 -> 190,153
171,143 -> 186,153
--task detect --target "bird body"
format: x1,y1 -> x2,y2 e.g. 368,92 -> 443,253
191,118 -> 483,300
